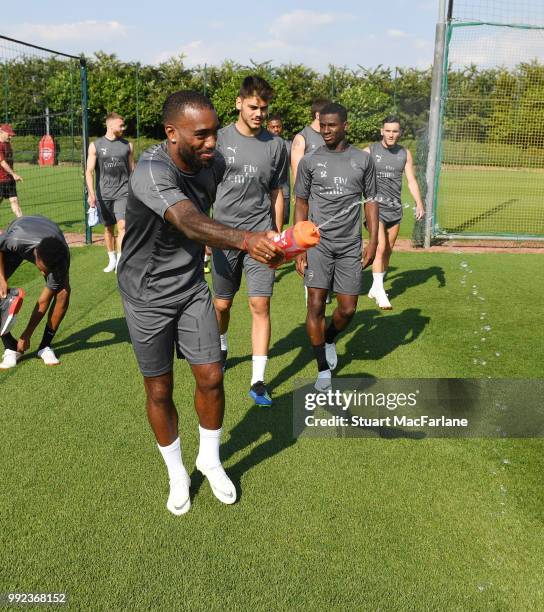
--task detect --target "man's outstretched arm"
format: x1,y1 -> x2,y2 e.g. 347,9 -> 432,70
164,200 -> 284,265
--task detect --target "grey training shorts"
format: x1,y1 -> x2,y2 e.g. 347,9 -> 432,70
97,197 -> 127,225
379,200 -> 403,228
304,240 -> 363,296
121,281 -> 221,377
211,248 -> 275,299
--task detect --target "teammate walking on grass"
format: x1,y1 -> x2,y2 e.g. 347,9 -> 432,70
295,103 -> 379,391
364,116 -> 425,309
0,215 -> 71,369
211,76 -> 287,407
290,98 -> 330,182
117,91 -> 284,516
0,124 -> 23,218
267,113 -> 292,225
86,113 -> 134,273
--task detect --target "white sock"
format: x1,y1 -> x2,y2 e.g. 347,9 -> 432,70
251,355 -> 268,385
157,437 -> 187,484
107,250 -> 116,263
372,272 -> 385,290
116,251 -> 121,261
197,425 -> 222,468
220,333 -> 228,351
317,369 -> 331,379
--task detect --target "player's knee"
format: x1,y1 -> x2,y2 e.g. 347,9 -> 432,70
307,296 -> 326,317
376,242 -> 389,257
338,304 -> 356,320
214,298 -> 233,315
196,363 -> 223,394
57,286 -> 71,304
146,381 -> 173,407
248,298 -> 270,317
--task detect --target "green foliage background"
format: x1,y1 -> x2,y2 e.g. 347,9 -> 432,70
1,51 -> 543,161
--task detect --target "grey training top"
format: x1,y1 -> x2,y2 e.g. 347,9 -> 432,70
295,145 -> 377,246
281,138 -> 292,200
299,126 -> 325,154
117,142 -> 226,305
369,142 -> 407,205
213,124 -> 288,232
94,136 -> 132,200
0,215 -> 69,291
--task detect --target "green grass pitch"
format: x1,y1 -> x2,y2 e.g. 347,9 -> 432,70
3,162 -> 543,241
1,246 -> 543,610
0,164 -> 85,235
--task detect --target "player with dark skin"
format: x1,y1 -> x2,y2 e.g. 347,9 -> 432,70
137,105 -> 283,448
295,110 -> 379,359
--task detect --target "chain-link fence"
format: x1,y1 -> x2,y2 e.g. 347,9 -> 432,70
430,1 -> 544,240
0,36 -> 88,236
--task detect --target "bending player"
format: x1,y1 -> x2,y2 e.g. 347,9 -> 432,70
295,103 -> 378,391
86,112 -> 135,273
364,116 -> 424,309
0,215 -> 71,369
212,76 -> 287,406
117,91 -> 284,515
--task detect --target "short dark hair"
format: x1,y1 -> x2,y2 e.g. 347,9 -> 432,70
162,90 -> 215,124
268,113 -> 282,123
105,112 -> 123,122
36,237 -> 68,272
239,75 -> 274,102
319,102 -> 348,123
383,115 -> 401,126
311,98 -> 331,119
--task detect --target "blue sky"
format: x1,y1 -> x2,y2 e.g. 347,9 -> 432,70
2,0 -> 440,71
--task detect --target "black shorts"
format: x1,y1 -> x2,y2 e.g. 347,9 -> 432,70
121,281 -> 222,377
211,248 -> 275,299
0,181 -> 17,199
97,197 -> 127,226
304,240 -> 363,295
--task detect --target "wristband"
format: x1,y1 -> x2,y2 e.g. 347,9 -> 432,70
240,232 -> 251,252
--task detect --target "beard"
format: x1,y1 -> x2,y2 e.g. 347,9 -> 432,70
179,146 -> 203,172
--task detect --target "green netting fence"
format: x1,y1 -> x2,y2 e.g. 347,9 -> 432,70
0,36 -> 88,237
432,0 -> 544,240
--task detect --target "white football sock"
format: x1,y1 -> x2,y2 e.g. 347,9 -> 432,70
107,250 -> 116,263
372,272 -> 385,290
157,437 -> 187,483
251,355 -> 268,384
317,369 -> 331,379
196,425 -> 222,469
220,333 -> 228,351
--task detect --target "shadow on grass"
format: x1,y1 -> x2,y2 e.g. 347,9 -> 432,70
361,265 -> 446,300
188,306 -> 431,502
190,388 -> 296,502
386,266 -> 446,300
54,317 -> 130,357
268,306 -> 431,386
